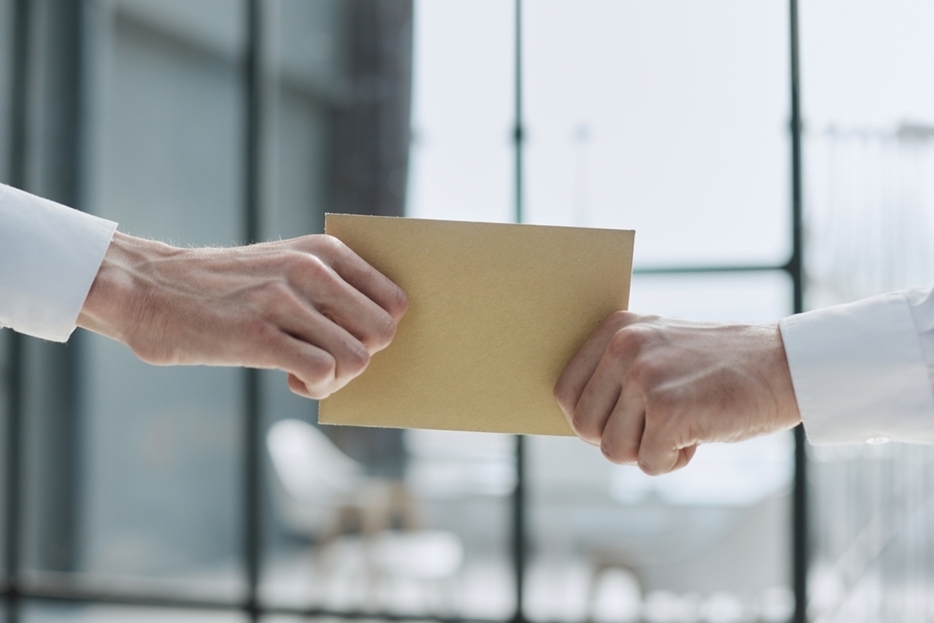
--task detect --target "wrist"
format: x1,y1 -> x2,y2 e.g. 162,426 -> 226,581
76,231 -> 179,346
765,323 -> 803,431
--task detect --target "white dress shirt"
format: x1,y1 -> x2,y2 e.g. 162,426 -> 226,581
0,183 -> 116,342
781,288 -> 934,444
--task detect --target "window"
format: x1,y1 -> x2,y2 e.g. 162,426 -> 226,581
2,1 -> 809,622
802,2 -> 934,620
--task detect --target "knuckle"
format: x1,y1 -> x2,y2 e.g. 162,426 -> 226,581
553,380 -> 571,409
386,286 -> 409,320
288,252 -> 333,283
604,309 -> 637,329
305,353 -> 337,384
315,235 -> 354,266
628,333 -> 673,384
637,456 -> 665,477
570,408 -> 601,444
340,343 -> 371,376
366,311 -> 398,350
296,233 -> 344,257
319,234 -> 349,256
302,384 -> 332,400
379,312 -> 399,341
600,438 -> 636,465
607,326 -> 648,359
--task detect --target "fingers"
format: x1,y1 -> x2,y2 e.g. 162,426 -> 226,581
270,332 -> 364,400
305,236 -> 409,320
587,379 -> 696,474
287,373 -> 314,399
281,237 -> 410,354
248,293 -> 372,399
284,254 -> 400,354
265,333 -> 339,399
599,385 -> 645,465
275,299 -> 371,383
638,432 -> 697,476
636,420 -> 684,476
570,343 -> 629,444
556,311 -> 702,475
674,445 -> 697,471
554,311 -> 637,422
256,235 -> 408,400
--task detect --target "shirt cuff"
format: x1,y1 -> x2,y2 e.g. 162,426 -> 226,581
780,291 -> 934,444
0,184 -> 117,342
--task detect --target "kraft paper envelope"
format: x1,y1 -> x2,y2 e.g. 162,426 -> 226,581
319,214 -> 635,436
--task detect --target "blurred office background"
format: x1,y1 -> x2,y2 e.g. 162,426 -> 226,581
1,1 -> 934,622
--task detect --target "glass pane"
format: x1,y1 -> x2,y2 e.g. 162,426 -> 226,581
631,271 -> 793,323
406,0 -> 515,224
265,426 -> 516,618
258,0 -> 349,610
29,0 -> 248,595
524,0 -> 790,267
23,603 -> 244,623
526,273 -> 794,622
262,421 -> 515,618
259,2 -> 515,618
801,3 -> 934,620
802,0 -> 934,308
84,0 -> 245,246
261,0 -> 348,239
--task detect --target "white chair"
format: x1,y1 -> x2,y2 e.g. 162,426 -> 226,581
266,419 -> 464,611
267,418 -> 365,538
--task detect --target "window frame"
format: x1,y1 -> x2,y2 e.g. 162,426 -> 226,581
0,0 -> 807,621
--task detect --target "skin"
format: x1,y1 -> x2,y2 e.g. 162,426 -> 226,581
77,231 -> 408,399
554,311 -> 803,476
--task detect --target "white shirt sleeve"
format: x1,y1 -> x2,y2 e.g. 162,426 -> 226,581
779,288 -> 934,444
0,183 -> 117,343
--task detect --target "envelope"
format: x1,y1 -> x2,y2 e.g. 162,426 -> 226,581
319,214 -> 634,436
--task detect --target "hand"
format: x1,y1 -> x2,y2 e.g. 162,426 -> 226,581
554,312 -> 801,475
77,231 -> 407,399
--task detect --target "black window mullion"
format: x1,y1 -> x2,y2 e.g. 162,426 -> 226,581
5,0 -> 31,621
243,0 -> 263,620
788,0 -> 808,621
512,2 -> 527,622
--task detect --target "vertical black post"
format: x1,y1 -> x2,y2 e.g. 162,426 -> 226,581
6,1 -> 31,621
27,0 -> 86,575
512,1 -> 526,622
513,0 -> 524,223
788,0 -> 808,621
243,0 -> 263,620
3,330 -> 21,623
